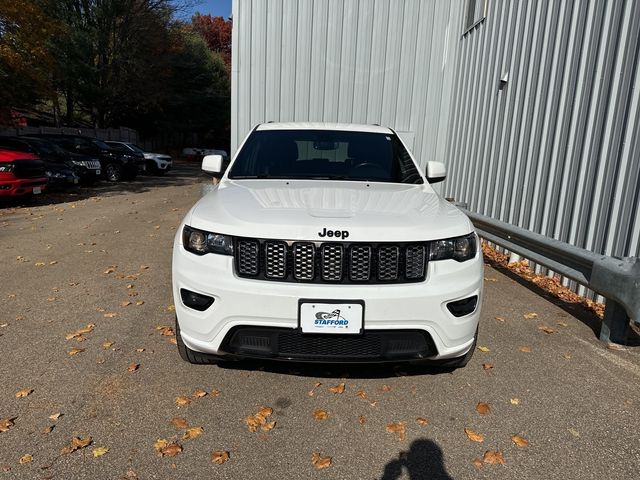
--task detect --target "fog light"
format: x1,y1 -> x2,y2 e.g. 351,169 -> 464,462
447,295 -> 478,317
180,289 -> 214,311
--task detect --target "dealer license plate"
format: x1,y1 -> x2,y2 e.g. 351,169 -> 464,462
299,301 -> 364,335
32,186 -> 41,194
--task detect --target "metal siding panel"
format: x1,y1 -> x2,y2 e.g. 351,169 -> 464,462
309,0 -> 329,121
352,0 -> 374,123
265,0 -> 283,121
280,1 -> 298,121
395,0 -> 420,132
380,1 -> 404,126
294,0 -> 313,120
323,0 -> 344,121
250,0 -> 267,127
337,0 -> 359,122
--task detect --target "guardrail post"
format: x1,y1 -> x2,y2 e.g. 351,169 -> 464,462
599,301 -> 629,344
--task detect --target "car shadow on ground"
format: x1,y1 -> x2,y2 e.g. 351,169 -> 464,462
217,358 -> 456,379
380,439 -> 453,480
484,258 -> 640,347
0,162 -> 205,209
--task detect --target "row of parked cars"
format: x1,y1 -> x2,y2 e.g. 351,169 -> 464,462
0,134 -> 172,199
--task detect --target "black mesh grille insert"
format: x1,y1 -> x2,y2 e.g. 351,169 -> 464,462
234,238 -> 428,284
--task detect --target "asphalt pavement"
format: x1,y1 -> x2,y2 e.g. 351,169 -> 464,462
1,164 -> 639,480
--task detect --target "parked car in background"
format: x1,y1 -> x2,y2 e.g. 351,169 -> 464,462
105,141 -> 172,175
32,134 -> 143,182
0,136 -> 84,189
0,149 -> 48,198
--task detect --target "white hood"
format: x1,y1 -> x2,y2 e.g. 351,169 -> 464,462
189,180 -> 473,242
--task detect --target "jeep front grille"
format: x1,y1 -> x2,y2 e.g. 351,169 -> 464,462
234,238 -> 427,284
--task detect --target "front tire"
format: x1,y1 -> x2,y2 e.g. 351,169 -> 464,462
175,317 -> 220,365
105,163 -> 123,182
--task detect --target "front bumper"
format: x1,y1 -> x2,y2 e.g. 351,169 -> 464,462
0,177 -> 48,197
172,240 -> 483,362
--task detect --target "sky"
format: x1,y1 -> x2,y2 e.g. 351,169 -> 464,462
178,0 -> 232,19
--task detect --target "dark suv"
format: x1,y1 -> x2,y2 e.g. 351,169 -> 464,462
33,134 -> 143,182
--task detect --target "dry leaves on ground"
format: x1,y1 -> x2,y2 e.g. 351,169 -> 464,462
510,398 -> 520,405
61,436 -> 92,455
511,434 -> 529,447
245,407 -> 275,433
102,341 -> 114,349
477,346 -> 490,352
211,451 -> 230,465
92,447 -> 109,457
482,450 -> 505,465
358,416 -> 366,425
329,383 -> 345,394
311,453 -> 332,470
524,312 -> 538,319
538,325 -> 556,334
175,396 -> 191,407
464,427 -> 484,443
356,389 -> 367,399
49,413 -> 61,421
313,409 -> 329,420
0,418 -> 15,433
386,422 -> 406,441
167,304 -> 175,312
15,389 -> 33,398
519,345 -> 531,353
66,324 -> 95,340
381,385 -> 392,392
476,402 -> 491,415
128,363 -> 139,372
416,417 -> 429,426
482,363 -> 493,370
19,454 -> 32,464
192,389 -> 207,398
157,326 -> 175,337
182,427 -> 204,440
171,417 -> 189,429
68,347 -> 85,356
154,439 -> 182,457
210,389 -> 221,397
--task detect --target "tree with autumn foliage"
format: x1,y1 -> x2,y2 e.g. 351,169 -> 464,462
190,13 -> 232,69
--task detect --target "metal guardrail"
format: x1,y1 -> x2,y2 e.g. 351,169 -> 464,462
461,209 -> 640,344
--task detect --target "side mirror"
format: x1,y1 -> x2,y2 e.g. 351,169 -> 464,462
202,154 -> 223,175
426,161 -> 446,183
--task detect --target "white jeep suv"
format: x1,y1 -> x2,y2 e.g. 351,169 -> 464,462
172,123 -> 483,367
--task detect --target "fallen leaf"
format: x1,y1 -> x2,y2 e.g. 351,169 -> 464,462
140,265 -> 149,270
386,422 -> 406,441
557,321 -> 569,327
42,425 -> 53,434
511,434 -> 529,448
103,267 -> 116,274
416,417 -> 429,426
49,261 -> 58,265
121,301 -> 132,307
171,417 -> 189,429
311,452 -> 332,470
175,396 -> 191,407
0,418 -> 15,433
482,450 -> 505,465
19,454 -> 32,464
472,458 -> 484,469
160,443 -> 182,457
182,426 -> 204,440
127,363 -> 139,372
538,325 -> 556,334
519,346 -> 531,353
381,385 -> 392,392
168,337 -> 177,345
356,389 -> 367,399
62,436 -> 92,455
153,439 -> 169,452
15,389 -> 33,398
126,284 -> 134,289
211,450 -> 230,465
68,347 -> 85,356
167,304 -> 175,312
261,421 -> 276,432
49,413 -> 62,421
92,447 -> 109,457
524,312 -> 538,319
136,301 -> 144,306
476,402 -> 491,415
482,363 -> 493,370
102,341 -> 114,349
358,415 -> 366,425
245,406 -> 274,432
510,398 -> 520,405
563,353 -> 572,359
495,316 -> 506,322
477,346 -> 490,352
135,348 -> 145,352
329,383 -> 345,394
464,427 -> 484,443
35,262 -> 45,267
210,389 -> 220,397
66,324 -> 95,340
192,389 -> 207,398
308,382 -> 322,396
157,326 -> 175,336
313,409 -> 329,420
103,312 -> 118,318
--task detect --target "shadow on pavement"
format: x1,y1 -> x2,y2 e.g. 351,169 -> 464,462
217,358 -> 456,379
380,439 -> 453,480
485,259 -> 640,347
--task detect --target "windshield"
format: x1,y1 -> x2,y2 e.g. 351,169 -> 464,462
128,144 -> 146,154
228,130 -> 423,184
91,139 -> 111,150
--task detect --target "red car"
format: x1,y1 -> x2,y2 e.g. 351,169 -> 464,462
0,149 -> 48,198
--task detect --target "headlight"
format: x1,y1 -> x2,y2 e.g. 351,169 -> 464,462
182,225 -> 233,256
0,164 -> 15,173
72,160 -> 85,166
429,233 -> 477,262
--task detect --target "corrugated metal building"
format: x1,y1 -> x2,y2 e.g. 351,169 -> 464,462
232,0 -> 640,295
